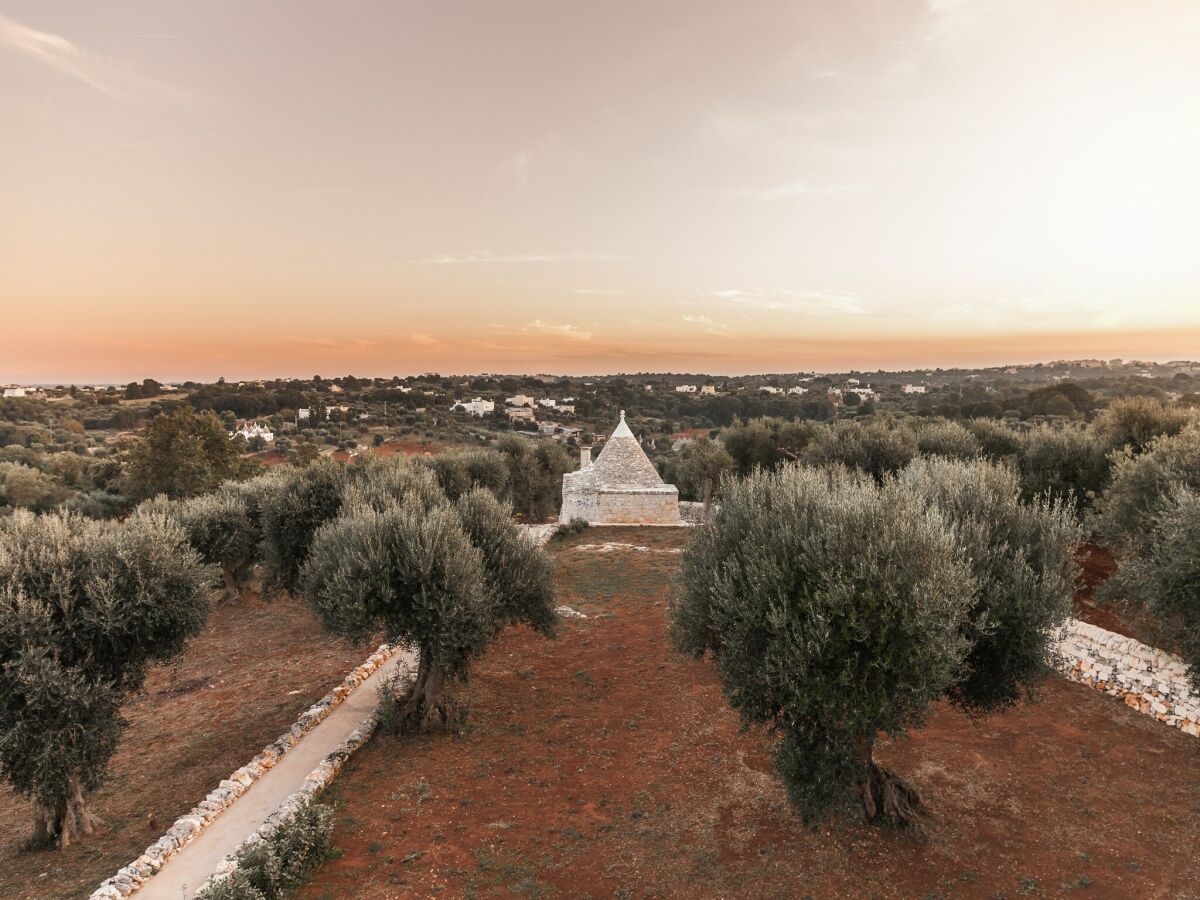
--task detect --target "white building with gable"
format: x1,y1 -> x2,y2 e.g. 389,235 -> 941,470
559,412 -> 681,525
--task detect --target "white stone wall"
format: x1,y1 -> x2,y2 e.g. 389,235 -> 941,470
1055,618 -> 1198,737
89,644 -> 402,900
561,488 -> 681,525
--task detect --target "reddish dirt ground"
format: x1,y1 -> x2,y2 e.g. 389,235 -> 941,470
1072,544 -> 1169,649
298,527 -> 1200,900
370,439 -> 445,458
0,592 -> 375,900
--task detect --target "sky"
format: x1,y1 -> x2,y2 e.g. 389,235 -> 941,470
2,1 -> 1200,382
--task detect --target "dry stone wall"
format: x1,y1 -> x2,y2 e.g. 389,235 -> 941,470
89,644 -> 401,900
1055,618 -> 1198,737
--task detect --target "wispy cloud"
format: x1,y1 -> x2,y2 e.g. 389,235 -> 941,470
716,289 -> 867,316
682,314 -> 734,338
520,320 -> 594,341
700,180 -> 867,202
413,251 -> 627,265
572,288 -> 628,296
0,12 -> 183,101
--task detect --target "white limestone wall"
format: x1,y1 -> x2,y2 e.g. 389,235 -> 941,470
561,488 -> 681,525
1055,618 -> 1198,737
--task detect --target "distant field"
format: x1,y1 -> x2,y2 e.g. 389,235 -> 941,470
298,526 -> 1200,899
0,592 -> 374,900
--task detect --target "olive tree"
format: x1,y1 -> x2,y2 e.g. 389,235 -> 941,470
673,460 -> 1077,839
674,437 -> 735,511
1015,424 -> 1109,513
800,420 -> 917,480
425,448 -> 511,502
121,407 -> 249,500
260,461 -> 350,596
905,418 -> 982,461
1097,486 -> 1200,691
301,472 -> 555,730
671,466 -> 973,838
0,509 -> 211,847
1092,426 -> 1200,552
1090,397 -> 1192,457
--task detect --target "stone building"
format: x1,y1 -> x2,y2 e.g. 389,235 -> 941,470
559,411 -> 682,525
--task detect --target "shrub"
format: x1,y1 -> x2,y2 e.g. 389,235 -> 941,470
1092,426 -> 1200,552
0,509 -> 211,847
1014,424 -> 1108,512
671,466 -> 973,838
905,418 -> 982,461
553,517 -> 590,540
801,420 -> 917,480
965,418 -> 1022,461
1097,487 -> 1200,692
425,448 -> 510,502
196,799 -> 337,900
1090,397 -> 1192,457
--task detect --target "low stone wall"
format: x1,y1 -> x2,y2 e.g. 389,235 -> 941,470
1055,618 -> 1198,737
89,643 -> 401,900
677,501 -> 708,525
195,652 -> 416,895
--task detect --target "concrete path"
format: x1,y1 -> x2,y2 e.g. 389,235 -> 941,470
137,649 -> 415,900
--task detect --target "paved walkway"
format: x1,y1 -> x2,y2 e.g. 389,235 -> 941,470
137,649 -> 415,900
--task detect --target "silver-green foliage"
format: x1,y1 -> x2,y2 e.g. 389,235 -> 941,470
1092,426 -> 1200,552
0,508 -> 211,846
1097,486 -> 1200,692
196,798 -> 336,900
904,418 -> 982,461
899,458 -> 1079,712
800,420 -> 918,480
1015,424 -> 1108,512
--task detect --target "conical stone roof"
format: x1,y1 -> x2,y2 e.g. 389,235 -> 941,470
566,411 -> 665,490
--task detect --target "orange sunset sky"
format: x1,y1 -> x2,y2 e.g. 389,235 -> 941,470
2,1 -> 1199,382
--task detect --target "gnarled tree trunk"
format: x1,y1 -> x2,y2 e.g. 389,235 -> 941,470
218,565 -> 242,605
395,649 -> 453,732
32,776 -> 102,849
855,735 -> 931,842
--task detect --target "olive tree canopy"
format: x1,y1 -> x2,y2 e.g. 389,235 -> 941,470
0,508 -> 211,847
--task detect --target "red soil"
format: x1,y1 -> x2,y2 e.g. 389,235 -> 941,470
0,593 -> 374,900
299,527 -> 1200,900
1071,543 -> 1168,648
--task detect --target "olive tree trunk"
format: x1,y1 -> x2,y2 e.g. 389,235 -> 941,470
219,565 -> 242,605
32,776 -> 102,849
855,735 -> 931,842
396,648 -> 452,731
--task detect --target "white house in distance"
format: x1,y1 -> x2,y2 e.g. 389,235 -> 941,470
559,411 -> 681,525
506,394 -> 535,407
453,397 -> 495,416
675,384 -> 697,393
903,384 -> 927,394
232,421 -> 274,442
